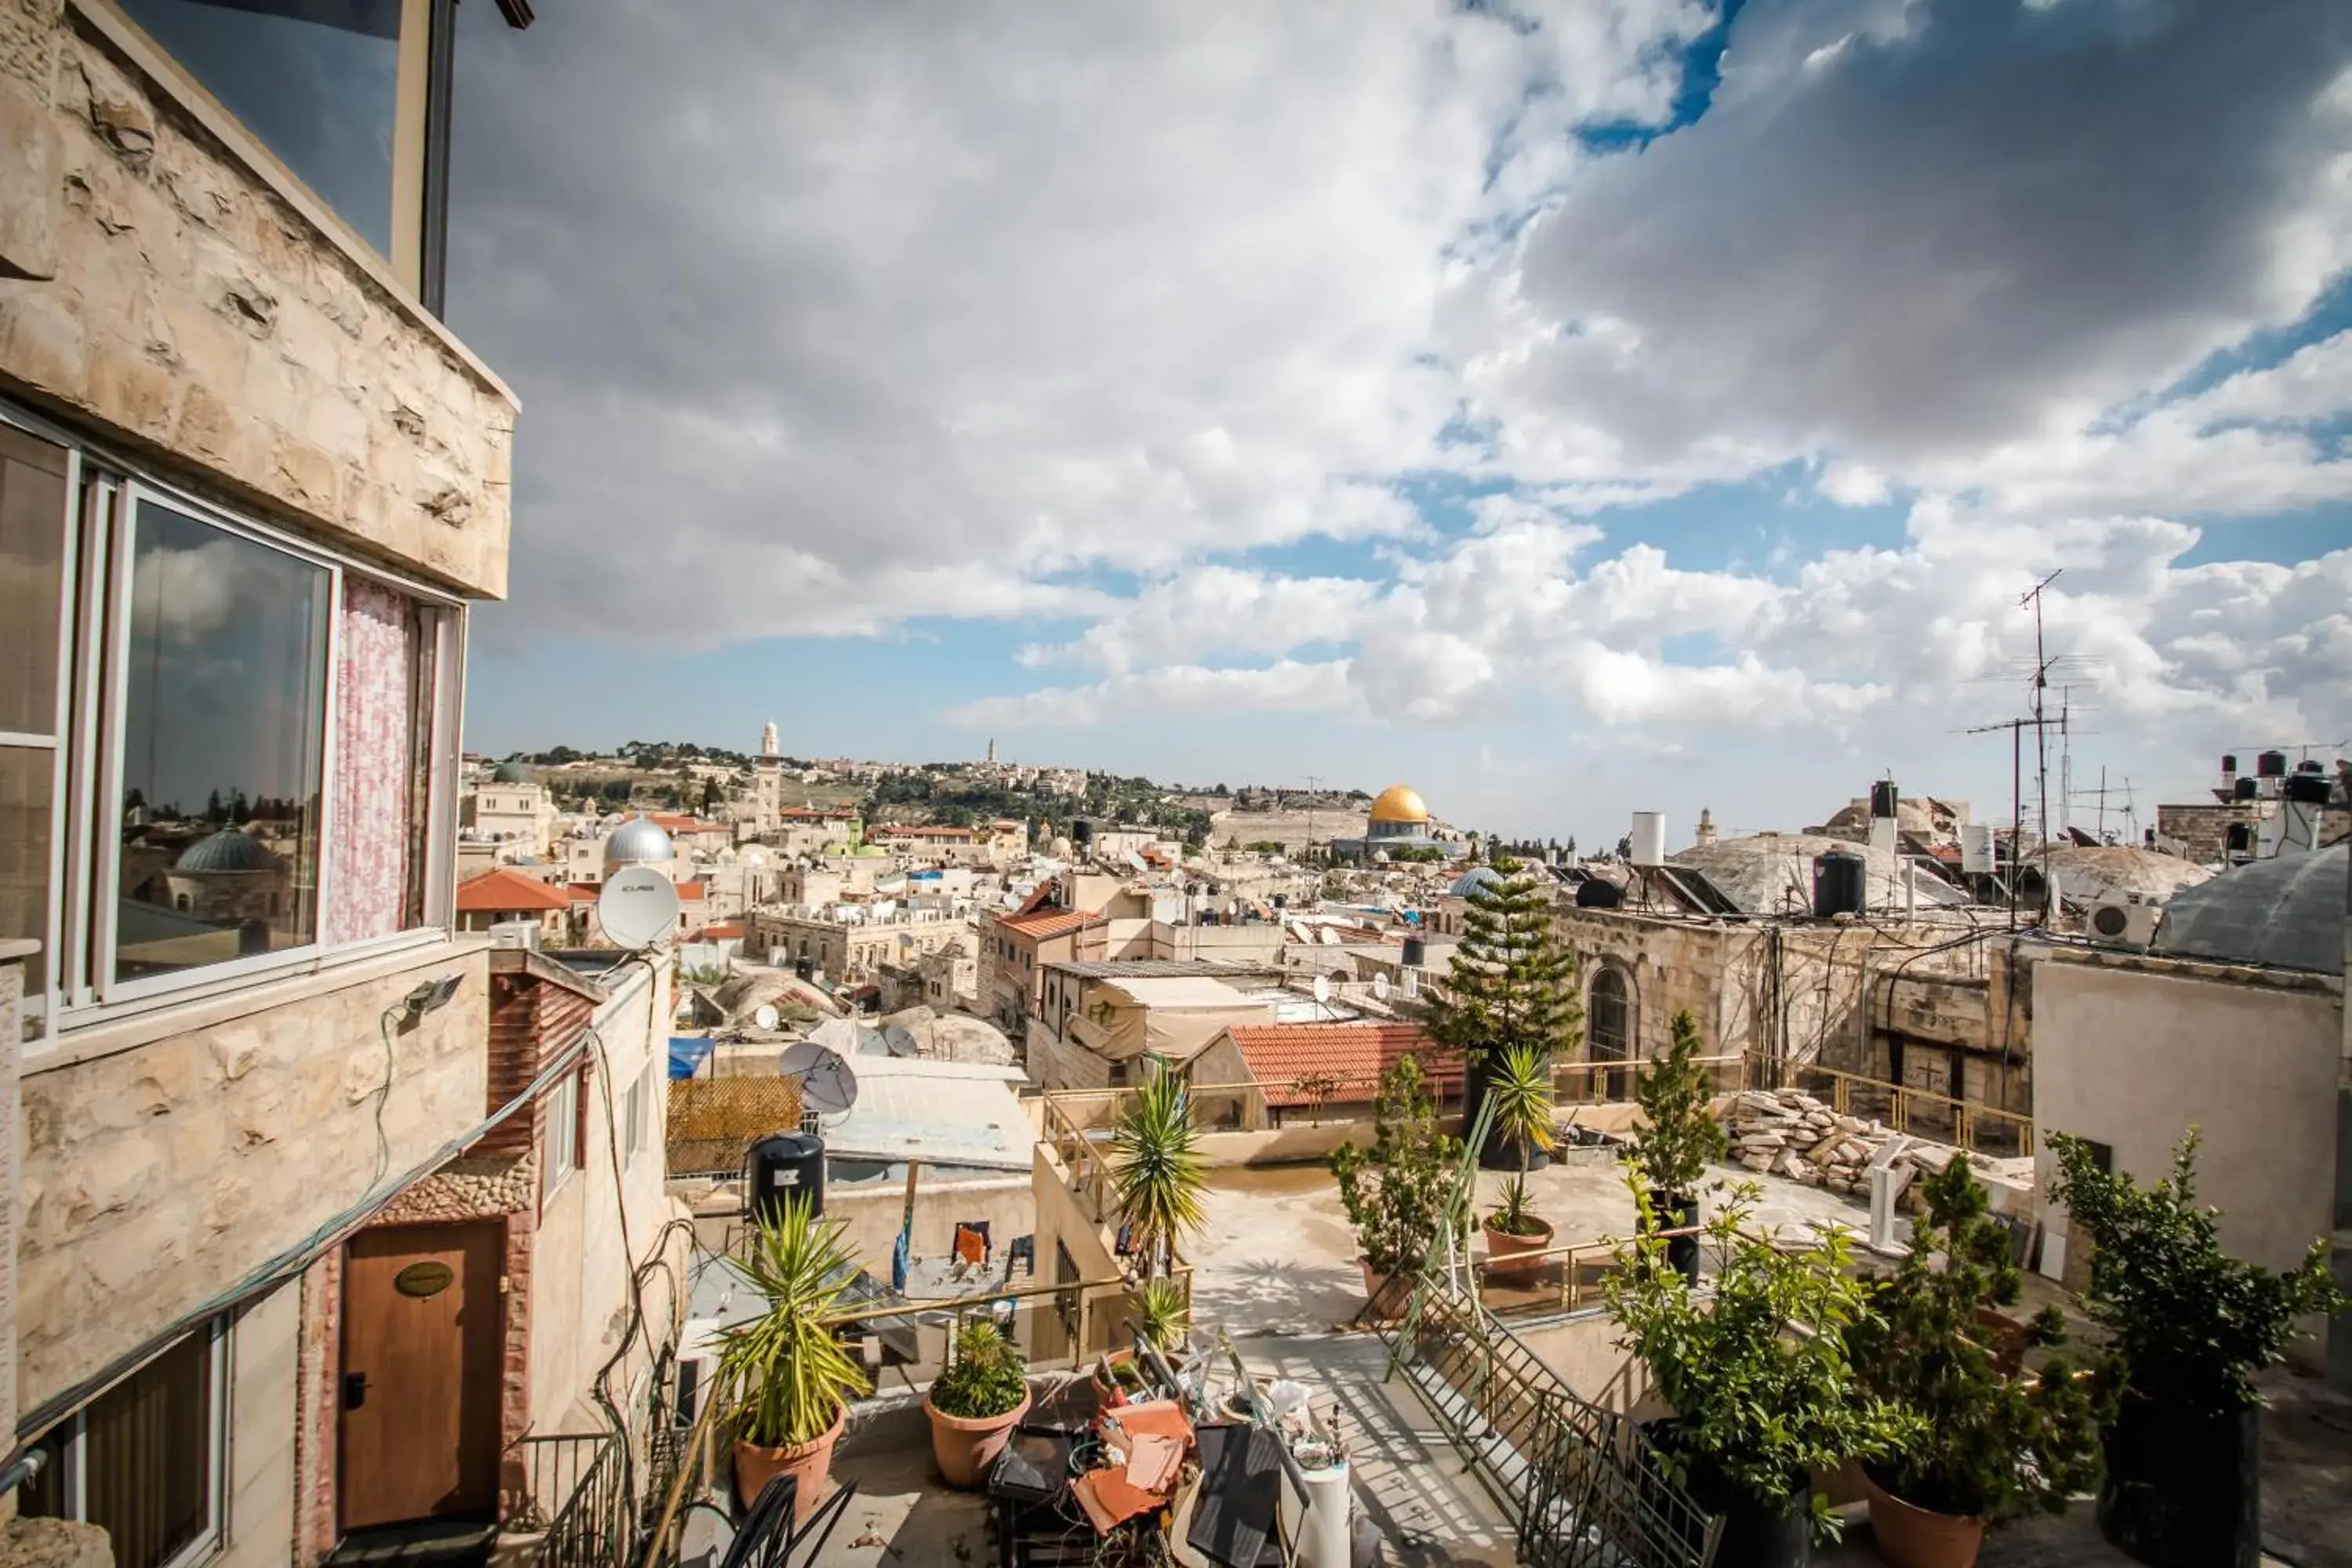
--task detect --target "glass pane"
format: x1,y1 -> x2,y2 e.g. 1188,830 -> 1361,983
1,747 -> 53,1008
115,502 -> 328,983
84,1332 -> 212,1568
0,423 -> 68,735
115,0 -> 403,256
321,577 -> 420,945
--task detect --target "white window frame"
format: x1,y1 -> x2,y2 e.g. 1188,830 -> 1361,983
31,1317 -> 231,1568
622,1065 -> 646,1159
4,397 -> 471,1040
543,1070 -> 580,1198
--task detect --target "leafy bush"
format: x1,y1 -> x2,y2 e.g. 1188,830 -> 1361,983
1849,1158 -> 2118,1519
1605,1176 -> 1918,1537
931,1319 -> 1029,1421
1111,1069 -> 1207,1277
1631,1010 -> 1727,1201
2049,1129 -> 2347,1417
1330,1055 -> 1465,1279
1133,1277 -> 1191,1352
1486,1173 -> 1546,1238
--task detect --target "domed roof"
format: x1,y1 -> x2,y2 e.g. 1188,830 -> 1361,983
602,815 -> 676,872
1368,784 -> 1429,825
176,828 -> 279,873
1448,865 -> 1505,898
2151,845 -> 2344,975
491,759 -> 535,784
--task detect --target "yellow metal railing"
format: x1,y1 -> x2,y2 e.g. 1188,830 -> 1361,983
1777,1061 -> 2034,1156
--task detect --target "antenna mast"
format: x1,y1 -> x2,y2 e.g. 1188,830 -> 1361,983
2021,570 -> 2061,880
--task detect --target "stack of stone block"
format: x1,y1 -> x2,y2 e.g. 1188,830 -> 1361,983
1720,1087 -> 1991,1203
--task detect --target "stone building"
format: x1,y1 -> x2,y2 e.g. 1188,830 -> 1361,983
459,760 -> 553,858
0,4 -> 681,1563
742,904 -> 973,989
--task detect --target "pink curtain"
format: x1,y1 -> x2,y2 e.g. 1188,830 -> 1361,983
323,578 -> 417,944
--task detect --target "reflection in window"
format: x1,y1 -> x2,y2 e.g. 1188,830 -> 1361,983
116,0 -> 405,256
116,502 -> 328,982
0,426 -> 68,1017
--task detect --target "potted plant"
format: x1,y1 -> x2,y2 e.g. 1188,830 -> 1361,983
1481,1044 -> 1556,1280
1133,1276 -> 1191,1354
1605,1175 -> 1919,1568
715,1196 -> 873,1523
924,1319 -> 1033,1487
1631,1009 -> 1728,1283
1847,1159 -> 2118,1568
2049,1131 -> 2347,1568
1111,1065 -> 1207,1281
1330,1054 -> 1464,1314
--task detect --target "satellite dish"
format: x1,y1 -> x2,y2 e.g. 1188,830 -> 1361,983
1312,974 -> 1330,1004
778,1040 -> 858,1116
597,867 -> 681,949
1372,973 -> 1391,1002
753,1004 -> 780,1031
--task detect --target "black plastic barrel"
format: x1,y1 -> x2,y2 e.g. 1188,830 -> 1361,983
1575,878 -> 1624,909
2284,771 -> 2332,805
1401,935 -> 1427,967
2233,776 -> 2259,800
2256,750 -> 2288,778
748,1131 -> 826,1223
1869,779 -> 1900,819
1812,851 -> 1867,918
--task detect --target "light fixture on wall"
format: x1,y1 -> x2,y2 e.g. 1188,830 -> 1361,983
404,974 -> 463,1018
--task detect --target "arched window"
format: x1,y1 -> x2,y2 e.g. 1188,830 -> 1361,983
1588,965 -> 1634,1100
175,893 -> 191,912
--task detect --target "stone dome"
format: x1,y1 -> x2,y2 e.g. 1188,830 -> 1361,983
2151,844 -> 2345,975
602,815 -> 676,872
1368,784 -> 1429,825
176,828 -> 279,873
1447,865 -> 1505,898
491,759 -> 535,784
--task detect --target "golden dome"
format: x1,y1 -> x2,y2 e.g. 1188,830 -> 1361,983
1367,784 -> 1430,825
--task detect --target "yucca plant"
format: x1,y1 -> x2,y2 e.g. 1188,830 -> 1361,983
1112,1065 -> 1207,1277
1133,1276 -> 1191,1352
717,1196 -> 872,1448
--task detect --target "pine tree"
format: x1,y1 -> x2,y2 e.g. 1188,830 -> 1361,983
1417,856 -> 1581,1154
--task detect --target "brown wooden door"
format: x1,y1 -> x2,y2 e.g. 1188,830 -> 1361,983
339,1223 -> 504,1532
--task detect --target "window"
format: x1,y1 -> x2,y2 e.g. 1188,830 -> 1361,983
542,1070 -> 579,1198
0,426 -> 69,1033
20,1321 -> 227,1568
110,0 -> 464,310
1589,965 -> 1633,1099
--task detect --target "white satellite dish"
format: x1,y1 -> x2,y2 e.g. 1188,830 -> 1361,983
1372,972 -> 1391,1002
597,867 -> 681,949
778,1040 -> 859,1116
753,1004 -> 780,1031
1312,974 -> 1331,1005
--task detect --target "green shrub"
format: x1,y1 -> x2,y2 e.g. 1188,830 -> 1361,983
1330,1055 -> 1464,1279
931,1320 -> 1029,1421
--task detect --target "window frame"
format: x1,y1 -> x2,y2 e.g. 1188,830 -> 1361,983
542,1069 -> 581,1199
5,398 -> 470,1040
26,1317 -> 231,1568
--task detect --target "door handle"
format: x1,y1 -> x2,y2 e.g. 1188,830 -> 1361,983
343,1372 -> 370,1410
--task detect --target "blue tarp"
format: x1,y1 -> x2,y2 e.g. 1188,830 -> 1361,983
668,1036 -> 715,1080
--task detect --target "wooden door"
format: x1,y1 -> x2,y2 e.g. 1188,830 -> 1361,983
339,1223 -> 504,1531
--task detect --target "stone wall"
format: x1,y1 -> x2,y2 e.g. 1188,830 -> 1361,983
0,0 -> 513,596
16,945 -> 489,1410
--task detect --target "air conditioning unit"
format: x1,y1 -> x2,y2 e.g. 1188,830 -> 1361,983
2086,896 -> 2159,948
488,919 -> 542,951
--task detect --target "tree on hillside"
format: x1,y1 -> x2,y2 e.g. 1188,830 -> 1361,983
700,777 -> 723,815
1414,855 -> 1581,1162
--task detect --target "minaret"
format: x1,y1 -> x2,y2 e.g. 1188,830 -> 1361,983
987,736 -> 996,764
752,720 -> 782,835
1695,807 -> 1718,848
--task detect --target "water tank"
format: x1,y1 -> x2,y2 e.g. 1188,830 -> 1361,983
748,1132 -> 826,1224
1869,781 -> 1900,820
1072,818 -> 1096,847
1400,935 -> 1427,967
1575,878 -> 1624,909
2256,750 -> 2288,779
1628,811 -> 1666,867
2225,822 -> 2255,855
1959,823 -> 1997,875
1812,851 -> 1867,918
2233,777 -> 2259,801
2220,753 -> 2238,779
2283,772 -> 2332,805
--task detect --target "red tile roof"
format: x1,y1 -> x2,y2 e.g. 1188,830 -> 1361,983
1223,1022 -> 1457,1106
676,882 -> 706,901
702,921 -> 745,939
997,908 -> 1095,941
456,867 -> 571,914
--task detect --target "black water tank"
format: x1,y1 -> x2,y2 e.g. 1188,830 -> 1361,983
1401,935 -> 1427,967
1574,878 -> 1624,909
2233,777 -> 2259,801
2226,822 -> 2256,855
748,1132 -> 826,1223
2257,750 -> 2288,779
1869,780 -> 1900,819
1812,851 -> 1867,918
2220,753 -> 2238,776
2283,772 -> 2332,805
1072,818 -> 1096,847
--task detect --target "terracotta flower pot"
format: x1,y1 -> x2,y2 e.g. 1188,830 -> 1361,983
1482,1215 -> 1556,1282
1358,1258 -> 1413,1319
733,1405 -> 846,1524
1863,1472 -> 1984,1568
1093,1352 -> 1147,1408
924,1387 -> 1033,1488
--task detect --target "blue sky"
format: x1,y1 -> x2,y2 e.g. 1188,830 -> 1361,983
452,0 -> 2352,847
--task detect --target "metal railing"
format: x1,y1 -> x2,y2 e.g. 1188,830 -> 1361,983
514,1432 -> 626,1568
1780,1061 -> 2033,1156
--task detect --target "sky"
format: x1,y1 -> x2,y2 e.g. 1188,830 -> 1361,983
447,0 -> 2352,849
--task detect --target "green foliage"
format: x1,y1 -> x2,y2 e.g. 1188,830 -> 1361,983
1486,1044 -> 1557,1161
931,1320 -> 1029,1420
1111,1069 -> 1207,1277
1605,1174 -> 1920,1532
716,1197 -> 872,1448
1132,1277 -> 1191,1352
1385,844 -> 1446,863
1486,1172 -> 1546,1239
1849,1159 -> 2119,1519
1330,1055 -> 1465,1279
1415,856 -> 1581,1068
2049,1129 -> 2347,1417
1632,1010 -> 1729,1200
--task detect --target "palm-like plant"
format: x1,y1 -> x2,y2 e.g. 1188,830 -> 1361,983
717,1196 -> 873,1448
1132,1276 -> 1191,1352
1111,1067 -> 1207,1277
1484,1044 -> 1555,1237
